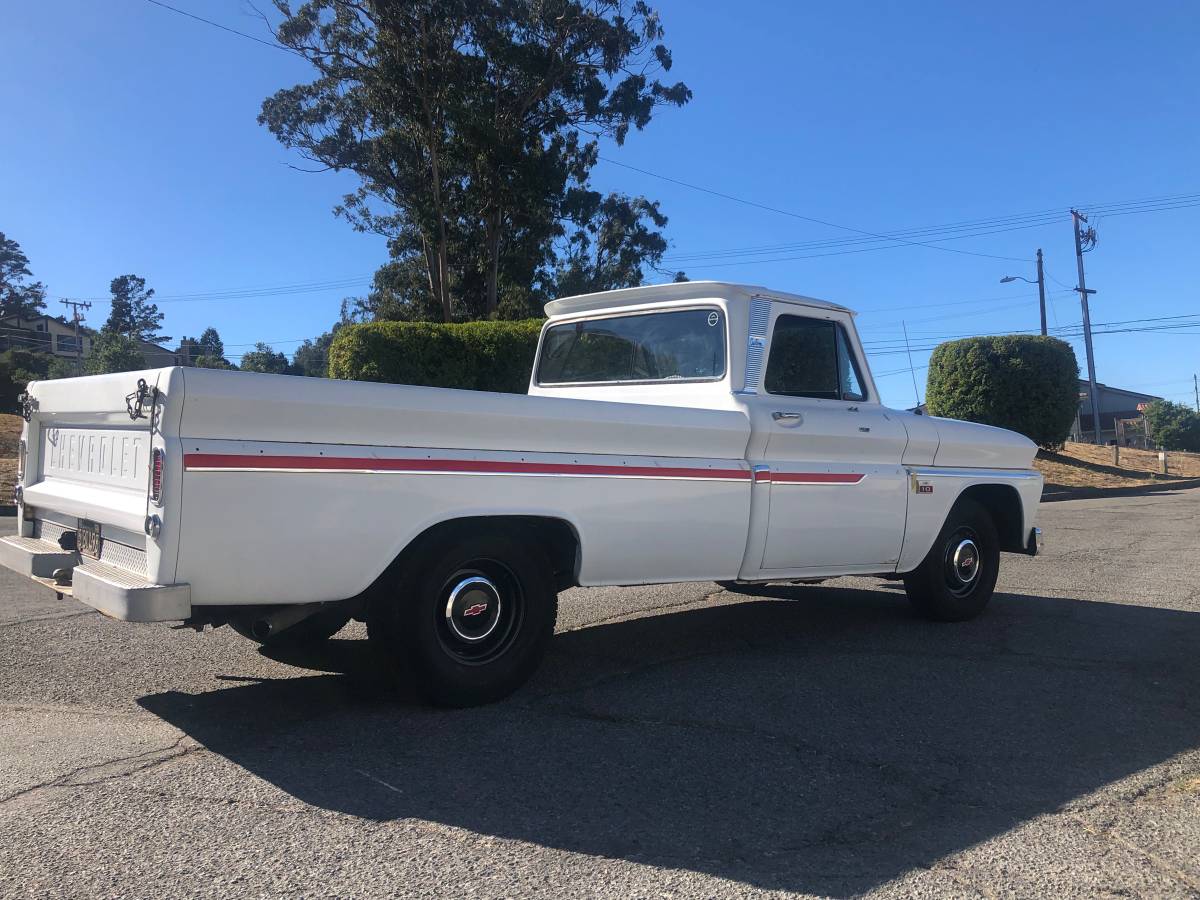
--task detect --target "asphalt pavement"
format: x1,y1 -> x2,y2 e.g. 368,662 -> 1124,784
2,489 -> 1200,898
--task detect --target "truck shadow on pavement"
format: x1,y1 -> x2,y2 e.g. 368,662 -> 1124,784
139,585 -> 1200,895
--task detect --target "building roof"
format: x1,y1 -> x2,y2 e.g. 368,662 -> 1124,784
1079,380 -> 1162,403
0,313 -> 73,327
544,280 -> 852,318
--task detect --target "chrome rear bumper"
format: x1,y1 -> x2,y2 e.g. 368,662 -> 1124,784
0,534 -> 190,622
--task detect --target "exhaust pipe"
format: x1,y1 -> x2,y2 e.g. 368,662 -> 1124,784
250,603 -> 325,641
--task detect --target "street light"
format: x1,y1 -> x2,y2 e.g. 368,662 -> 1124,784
999,248 -> 1048,336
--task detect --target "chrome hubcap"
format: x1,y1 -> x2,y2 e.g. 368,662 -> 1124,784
435,560 -> 525,666
444,576 -> 502,643
951,538 -> 980,586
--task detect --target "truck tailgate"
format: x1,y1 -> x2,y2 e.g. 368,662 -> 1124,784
1,368 -> 190,620
27,424 -> 152,532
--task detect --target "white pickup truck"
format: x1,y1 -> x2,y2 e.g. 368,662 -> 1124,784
3,281 -> 1043,705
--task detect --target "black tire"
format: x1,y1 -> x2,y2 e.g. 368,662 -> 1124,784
903,497 -> 999,622
230,607 -> 351,647
368,529 -> 558,707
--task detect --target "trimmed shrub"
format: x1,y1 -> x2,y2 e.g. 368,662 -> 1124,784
1142,400 -> 1200,452
925,335 -> 1079,447
327,319 -> 543,393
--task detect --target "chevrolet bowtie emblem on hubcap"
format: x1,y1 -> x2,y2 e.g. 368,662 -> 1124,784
462,602 -> 489,617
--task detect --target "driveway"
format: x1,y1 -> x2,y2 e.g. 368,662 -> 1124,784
2,489 -> 1200,898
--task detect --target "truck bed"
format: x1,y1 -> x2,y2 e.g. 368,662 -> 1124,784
12,367 -> 756,615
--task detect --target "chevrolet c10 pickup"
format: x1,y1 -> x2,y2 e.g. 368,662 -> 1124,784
1,281 -> 1043,705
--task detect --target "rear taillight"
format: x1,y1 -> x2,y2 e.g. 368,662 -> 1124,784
16,439 -> 25,480
151,448 -> 164,502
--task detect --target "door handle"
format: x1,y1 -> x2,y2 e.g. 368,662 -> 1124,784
772,411 -> 804,426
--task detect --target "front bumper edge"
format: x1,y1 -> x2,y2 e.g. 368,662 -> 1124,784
1026,527 -> 1044,557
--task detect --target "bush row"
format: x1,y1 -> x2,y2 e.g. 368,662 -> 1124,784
327,319 -> 543,393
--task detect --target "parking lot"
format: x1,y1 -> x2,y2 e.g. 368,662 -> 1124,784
2,488 -> 1199,898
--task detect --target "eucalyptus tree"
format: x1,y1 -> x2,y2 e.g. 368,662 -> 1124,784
260,0 -> 690,321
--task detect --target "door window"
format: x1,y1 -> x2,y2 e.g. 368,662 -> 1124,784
765,315 -> 867,401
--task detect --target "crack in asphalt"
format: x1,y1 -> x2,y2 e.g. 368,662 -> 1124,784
0,610 -> 93,630
0,735 -> 200,807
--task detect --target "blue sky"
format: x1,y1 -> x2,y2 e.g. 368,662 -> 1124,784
3,0 -> 1198,407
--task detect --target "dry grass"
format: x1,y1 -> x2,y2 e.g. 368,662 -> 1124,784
0,414 -> 21,457
1036,441 -> 1200,491
0,414 -> 21,502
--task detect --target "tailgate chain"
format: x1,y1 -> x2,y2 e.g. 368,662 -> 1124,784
125,378 -> 159,424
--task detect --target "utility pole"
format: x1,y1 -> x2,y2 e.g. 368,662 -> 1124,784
1071,210 -> 1102,444
1035,248 -> 1047,337
60,299 -> 91,376
1194,373 -> 1198,412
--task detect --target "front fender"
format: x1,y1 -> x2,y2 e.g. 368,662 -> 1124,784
897,468 -> 1043,572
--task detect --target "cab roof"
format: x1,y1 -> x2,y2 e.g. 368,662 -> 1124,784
543,280 -> 854,318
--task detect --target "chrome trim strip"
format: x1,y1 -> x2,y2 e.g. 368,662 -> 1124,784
909,467 -> 1042,480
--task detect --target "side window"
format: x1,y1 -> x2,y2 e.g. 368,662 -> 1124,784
836,326 -> 866,401
765,315 -> 868,401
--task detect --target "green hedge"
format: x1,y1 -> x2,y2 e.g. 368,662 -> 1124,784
327,319 -> 543,393
925,335 -> 1079,447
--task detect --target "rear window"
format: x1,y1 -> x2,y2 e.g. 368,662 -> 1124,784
537,309 -> 726,385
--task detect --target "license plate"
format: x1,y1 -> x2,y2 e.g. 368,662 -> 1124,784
77,520 -> 102,559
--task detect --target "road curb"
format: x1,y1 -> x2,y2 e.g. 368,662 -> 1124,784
1042,478 -> 1200,503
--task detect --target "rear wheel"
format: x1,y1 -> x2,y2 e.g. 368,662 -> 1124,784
903,498 -> 999,622
369,530 -> 558,707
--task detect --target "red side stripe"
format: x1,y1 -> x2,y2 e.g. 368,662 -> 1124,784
183,453 -> 751,480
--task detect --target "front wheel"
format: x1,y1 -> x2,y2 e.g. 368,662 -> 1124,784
369,530 -> 558,707
903,498 -> 999,622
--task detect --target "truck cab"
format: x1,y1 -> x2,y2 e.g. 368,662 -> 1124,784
529,281 -> 1042,582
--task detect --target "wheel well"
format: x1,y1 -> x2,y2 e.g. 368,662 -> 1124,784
387,516 -> 580,592
958,483 -> 1025,552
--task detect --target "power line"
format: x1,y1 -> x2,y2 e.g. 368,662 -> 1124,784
599,156 -> 1030,263
143,0 -> 296,54
662,196 -> 1200,268
63,274 -> 371,305
664,192 -> 1200,263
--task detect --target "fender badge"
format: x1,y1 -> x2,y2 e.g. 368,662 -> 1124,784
917,482 -> 934,494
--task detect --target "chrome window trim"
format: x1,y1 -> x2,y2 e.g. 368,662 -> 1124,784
535,304 -> 728,388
